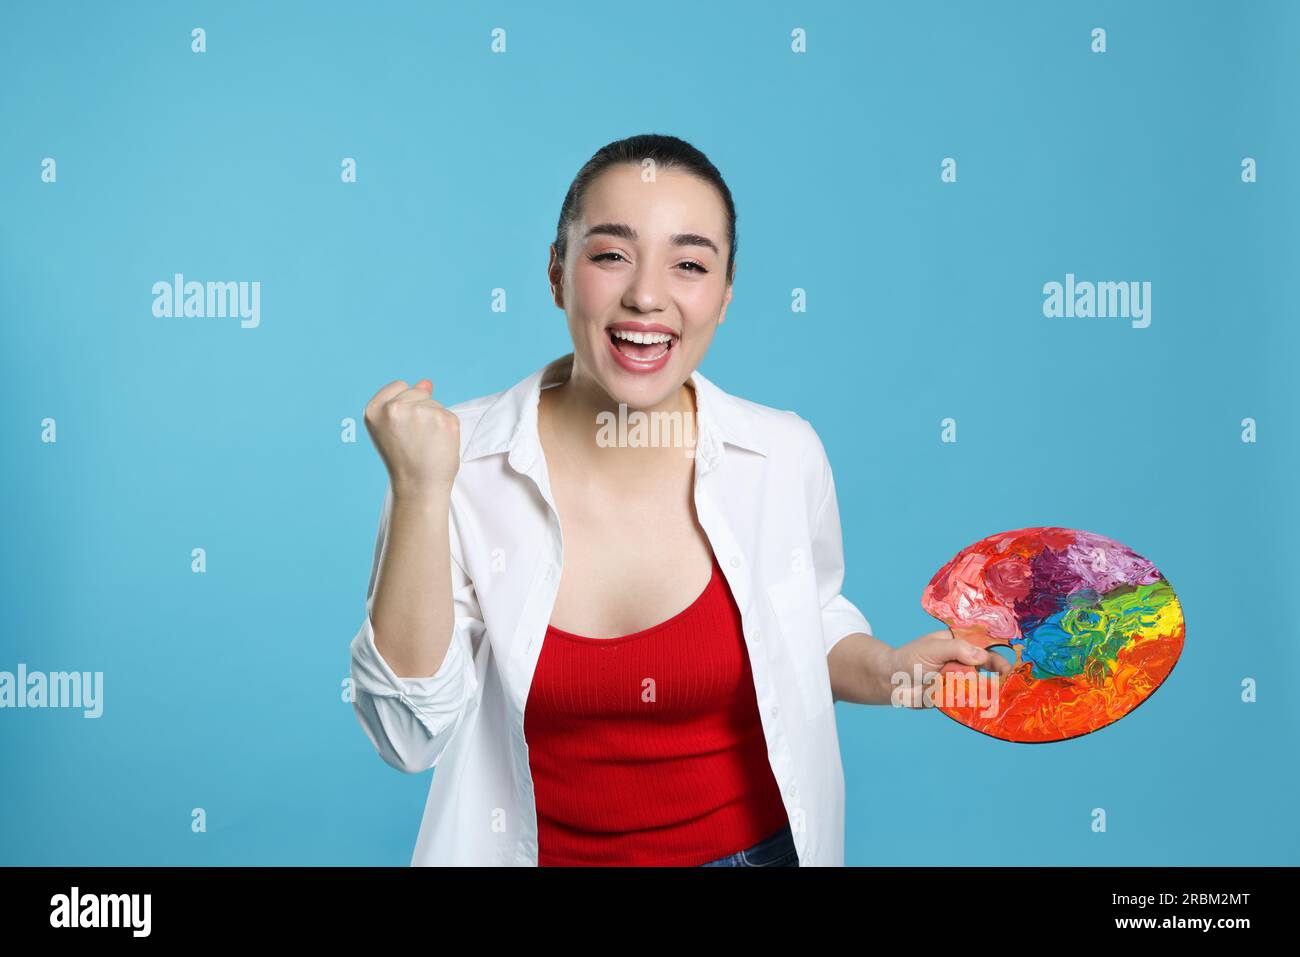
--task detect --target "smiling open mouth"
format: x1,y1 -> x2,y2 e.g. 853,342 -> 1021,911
607,327 -> 677,362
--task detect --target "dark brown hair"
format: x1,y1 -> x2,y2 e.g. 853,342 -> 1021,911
553,134 -> 738,285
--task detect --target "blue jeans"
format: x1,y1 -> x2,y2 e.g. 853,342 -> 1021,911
698,821 -> 799,867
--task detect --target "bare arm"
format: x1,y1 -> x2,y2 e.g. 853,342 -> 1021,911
349,474 -> 482,774
828,632 -> 897,705
370,489 -> 456,678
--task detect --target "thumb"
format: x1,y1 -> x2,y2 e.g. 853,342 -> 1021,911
938,640 -> 989,673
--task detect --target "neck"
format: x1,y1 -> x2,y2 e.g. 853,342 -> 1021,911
540,355 -> 699,472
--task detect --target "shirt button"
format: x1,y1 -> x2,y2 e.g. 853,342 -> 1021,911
729,555 -> 741,568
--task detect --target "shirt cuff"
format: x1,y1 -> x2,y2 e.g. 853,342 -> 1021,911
822,594 -> 873,654
349,614 -> 475,738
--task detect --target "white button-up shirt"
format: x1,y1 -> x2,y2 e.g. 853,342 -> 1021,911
349,352 -> 873,866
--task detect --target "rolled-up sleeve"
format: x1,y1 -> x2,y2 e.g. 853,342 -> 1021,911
349,483 -> 484,774
804,422 -> 874,654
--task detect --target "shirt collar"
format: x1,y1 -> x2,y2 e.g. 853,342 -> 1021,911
461,352 -> 768,475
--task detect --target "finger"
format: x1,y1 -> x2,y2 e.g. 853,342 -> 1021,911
939,659 -> 980,677
945,639 -> 991,667
941,626 -> 1017,674
366,379 -> 410,415
907,686 -> 931,708
894,681 -> 930,709
983,649 -> 1015,675
391,381 -> 443,407
892,665 -> 950,709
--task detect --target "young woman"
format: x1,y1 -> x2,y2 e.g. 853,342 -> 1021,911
351,134 -> 1009,867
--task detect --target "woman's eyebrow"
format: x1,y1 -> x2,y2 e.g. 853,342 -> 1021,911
584,222 -> 719,256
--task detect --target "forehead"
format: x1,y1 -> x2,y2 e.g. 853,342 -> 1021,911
577,163 -> 727,240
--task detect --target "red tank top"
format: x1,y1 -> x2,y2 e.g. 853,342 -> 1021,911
523,552 -> 791,866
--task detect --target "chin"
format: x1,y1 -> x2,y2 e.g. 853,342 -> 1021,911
603,377 -> 685,411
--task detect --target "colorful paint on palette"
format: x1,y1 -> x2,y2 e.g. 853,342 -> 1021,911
921,527 -> 1184,743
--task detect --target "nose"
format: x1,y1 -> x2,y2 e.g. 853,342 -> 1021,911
622,261 -> 668,313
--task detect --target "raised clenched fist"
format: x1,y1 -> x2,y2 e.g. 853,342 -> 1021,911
363,379 -> 461,497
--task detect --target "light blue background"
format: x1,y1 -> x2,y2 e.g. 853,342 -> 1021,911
2,1 -> 1295,865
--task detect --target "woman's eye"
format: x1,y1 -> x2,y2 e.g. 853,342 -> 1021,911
589,252 -> 706,273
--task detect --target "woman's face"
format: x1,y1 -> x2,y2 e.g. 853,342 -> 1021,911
549,163 -> 733,409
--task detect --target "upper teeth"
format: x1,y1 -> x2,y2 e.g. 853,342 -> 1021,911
611,329 -> 674,345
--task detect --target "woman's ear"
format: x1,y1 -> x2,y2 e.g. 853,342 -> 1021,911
717,278 -> 734,326
547,244 -> 565,308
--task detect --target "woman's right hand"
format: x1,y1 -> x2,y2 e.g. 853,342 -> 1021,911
363,379 -> 461,498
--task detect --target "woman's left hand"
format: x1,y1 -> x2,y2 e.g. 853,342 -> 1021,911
885,628 -> 1014,709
